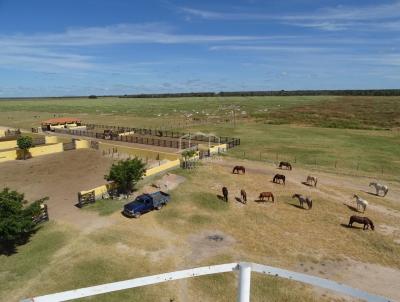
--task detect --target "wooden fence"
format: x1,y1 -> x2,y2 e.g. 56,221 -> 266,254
54,125 -> 240,150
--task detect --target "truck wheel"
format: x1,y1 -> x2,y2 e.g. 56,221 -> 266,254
134,213 -> 141,218
155,206 -> 162,210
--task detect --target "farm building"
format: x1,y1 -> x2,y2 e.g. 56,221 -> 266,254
41,117 -> 83,131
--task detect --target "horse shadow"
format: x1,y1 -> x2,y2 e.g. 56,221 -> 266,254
301,181 -> 313,187
343,203 -> 360,213
340,223 -> 362,230
254,199 -> 273,203
361,190 -> 378,196
217,195 -> 225,201
235,197 -> 246,204
287,203 -> 306,210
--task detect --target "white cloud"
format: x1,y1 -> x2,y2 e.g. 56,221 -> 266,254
181,2 -> 400,31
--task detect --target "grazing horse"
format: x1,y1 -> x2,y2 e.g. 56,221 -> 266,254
259,192 -> 275,203
273,174 -> 285,185
292,194 -> 313,209
369,182 -> 389,197
279,161 -> 292,170
240,189 -> 247,203
233,166 -> 246,174
222,187 -> 228,202
306,175 -> 318,187
353,194 -> 368,212
348,215 -> 374,230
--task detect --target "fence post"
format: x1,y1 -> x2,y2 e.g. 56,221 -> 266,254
237,263 -> 251,302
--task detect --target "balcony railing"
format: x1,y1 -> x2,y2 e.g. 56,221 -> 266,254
21,262 -> 391,302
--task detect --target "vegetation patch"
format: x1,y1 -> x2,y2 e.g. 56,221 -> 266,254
83,199 -> 125,216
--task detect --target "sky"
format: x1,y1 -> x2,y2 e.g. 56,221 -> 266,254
0,0 -> 399,97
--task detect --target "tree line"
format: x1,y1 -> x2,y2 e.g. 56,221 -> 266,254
118,89 -> 400,98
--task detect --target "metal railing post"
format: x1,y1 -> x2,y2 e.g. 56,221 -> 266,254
237,262 -> 251,302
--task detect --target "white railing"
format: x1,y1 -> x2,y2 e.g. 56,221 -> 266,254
21,262 -> 392,302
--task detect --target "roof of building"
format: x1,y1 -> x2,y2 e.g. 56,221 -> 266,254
41,117 -> 81,125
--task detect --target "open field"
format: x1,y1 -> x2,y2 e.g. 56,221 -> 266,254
1,156 -> 400,301
1,95 -> 400,301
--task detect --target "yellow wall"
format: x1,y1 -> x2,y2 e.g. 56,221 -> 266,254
145,159 -> 180,177
79,159 -> 180,197
45,136 -> 58,144
0,129 -> 6,137
29,143 -> 64,157
0,149 -> 18,162
0,140 -> 17,150
79,183 -> 116,199
99,142 -> 179,161
75,139 -> 90,149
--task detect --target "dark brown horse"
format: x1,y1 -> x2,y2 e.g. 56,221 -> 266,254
222,187 -> 228,202
348,215 -> 374,230
292,194 -> 312,209
233,166 -> 246,174
273,174 -> 285,185
259,192 -> 275,203
279,161 -> 292,170
240,189 -> 247,203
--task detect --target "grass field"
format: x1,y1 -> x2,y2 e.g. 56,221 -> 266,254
1,95 -> 399,178
1,159 -> 400,301
1,95 -> 400,301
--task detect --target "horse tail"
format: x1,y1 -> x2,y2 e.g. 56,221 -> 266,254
232,167 -> 236,174
315,178 -> 318,187
309,199 -> 313,209
384,188 -> 388,196
243,167 -> 246,174
271,194 -> 274,202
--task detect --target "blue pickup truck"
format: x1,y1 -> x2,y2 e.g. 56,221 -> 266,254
123,191 -> 170,218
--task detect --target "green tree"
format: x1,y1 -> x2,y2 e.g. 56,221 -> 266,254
182,149 -> 197,160
105,158 -> 146,194
0,188 -> 46,254
17,136 -> 33,160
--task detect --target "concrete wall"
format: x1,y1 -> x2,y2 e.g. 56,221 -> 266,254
99,142 -> 179,161
118,131 -> 135,136
75,139 -> 90,149
79,159 -> 180,197
145,159 -> 180,177
29,143 -> 64,157
0,140 -> 17,150
45,136 -> 58,144
0,149 -> 18,162
79,183 -> 116,199
0,142 -> 64,162
0,129 -> 6,137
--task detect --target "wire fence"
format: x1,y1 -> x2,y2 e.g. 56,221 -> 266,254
234,150 -> 399,181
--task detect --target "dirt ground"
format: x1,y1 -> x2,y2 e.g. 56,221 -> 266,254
0,149 -> 116,230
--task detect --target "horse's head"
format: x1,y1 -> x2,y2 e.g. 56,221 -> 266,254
292,194 -> 297,198
369,182 -> 375,187
352,194 -> 358,199
368,219 -> 375,230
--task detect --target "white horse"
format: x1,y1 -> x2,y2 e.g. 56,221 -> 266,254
369,182 -> 389,197
353,194 -> 368,212
306,175 -> 318,187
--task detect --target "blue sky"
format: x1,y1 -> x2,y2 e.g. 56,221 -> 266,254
0,0 -> 399,97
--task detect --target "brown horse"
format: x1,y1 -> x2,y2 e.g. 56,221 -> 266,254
279,161 -> 292,170
348,215 -> 374,230
273,174 -> 285,185
240,189 -> 247,203
292,194 -> 312,209
233,166 -> 246,174
259,192 -> 275,203
222,187 -> 228,202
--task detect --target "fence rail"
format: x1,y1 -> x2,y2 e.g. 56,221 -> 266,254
54,125 -> 240,150
21,262 -> 391,302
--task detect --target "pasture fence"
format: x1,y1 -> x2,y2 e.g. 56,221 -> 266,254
237,150 -> 399,181
21,262 -> 391,302
53,125 -> 241,150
